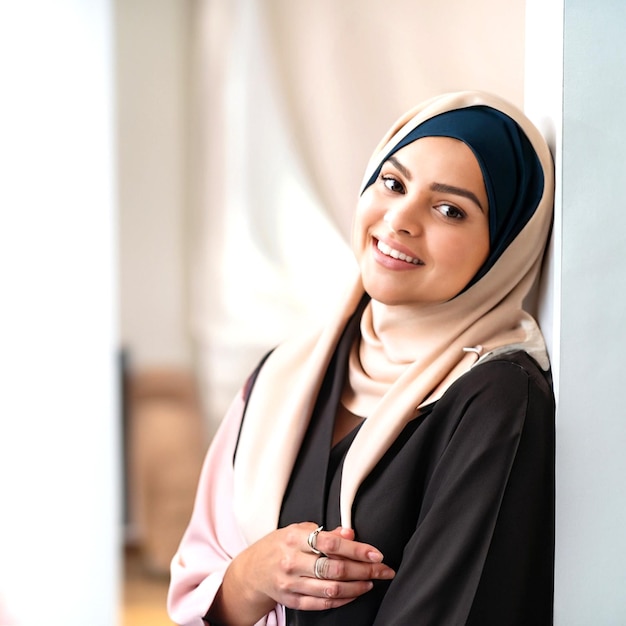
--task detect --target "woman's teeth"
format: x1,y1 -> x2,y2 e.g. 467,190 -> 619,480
377,240 -> 422,265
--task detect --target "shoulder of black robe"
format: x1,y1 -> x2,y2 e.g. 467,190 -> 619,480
369,351 -> 555,626
283,350 -> 553,626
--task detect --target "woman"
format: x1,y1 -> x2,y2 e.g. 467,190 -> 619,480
168,91 -> 555,625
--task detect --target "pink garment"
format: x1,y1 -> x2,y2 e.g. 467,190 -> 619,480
167,390 -> 285,626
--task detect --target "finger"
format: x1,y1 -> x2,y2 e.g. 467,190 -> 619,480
285,565 -> 377,607
328,526 -> 355,541
283,522 -> 324,555
281,582 -> 373,612
313,555 -> 395,582
314,531 -> 385,564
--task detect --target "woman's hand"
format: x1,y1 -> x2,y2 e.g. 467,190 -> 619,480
207,522 -> 395,625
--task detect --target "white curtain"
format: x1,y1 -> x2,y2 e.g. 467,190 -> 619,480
189,0 -> 525,433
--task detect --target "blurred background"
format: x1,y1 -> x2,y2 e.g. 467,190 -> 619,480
0,0 -> 527,624
115,1 -> 524,621
113,0 -> 531,622
4,0 -> 626,624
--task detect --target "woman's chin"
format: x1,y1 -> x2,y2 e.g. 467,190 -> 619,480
364,285 -> 416,307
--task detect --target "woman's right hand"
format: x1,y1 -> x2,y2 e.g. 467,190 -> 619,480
207,522 -> 395,625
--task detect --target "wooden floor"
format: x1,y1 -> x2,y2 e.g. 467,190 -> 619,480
123,547 -> 173,626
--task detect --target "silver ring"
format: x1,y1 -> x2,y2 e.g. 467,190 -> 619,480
314,555 -> 328,580
307,525 -> 325,555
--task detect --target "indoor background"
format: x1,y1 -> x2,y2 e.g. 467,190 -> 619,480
116,1 -> 524,619
2,0 -> 626,624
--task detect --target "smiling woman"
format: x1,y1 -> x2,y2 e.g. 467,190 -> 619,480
167,91 -> 555,626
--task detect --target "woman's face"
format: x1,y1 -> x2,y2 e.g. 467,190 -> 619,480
353,136 -> 490,306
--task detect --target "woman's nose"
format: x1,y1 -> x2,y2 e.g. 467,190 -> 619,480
383,202 -> 422,236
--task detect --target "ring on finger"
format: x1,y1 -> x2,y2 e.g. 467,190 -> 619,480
307,525 -> 326,556
314,555 -> 329,580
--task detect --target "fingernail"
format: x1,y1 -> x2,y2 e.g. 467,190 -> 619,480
367,550 -> 383,562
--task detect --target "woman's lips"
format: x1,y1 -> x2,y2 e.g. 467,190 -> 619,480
375,238 -> 424,265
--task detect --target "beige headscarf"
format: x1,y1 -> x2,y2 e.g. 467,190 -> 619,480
233,91 -> 554,544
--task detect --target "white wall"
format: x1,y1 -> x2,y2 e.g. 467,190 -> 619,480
556,0 -> 626,622
528,0 -> 626,622
0,2 -> 120,624
524,0 -> 564,395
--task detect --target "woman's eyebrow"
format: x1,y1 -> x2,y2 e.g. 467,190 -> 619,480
387,155 -> 412,180
430,182 -> 486,213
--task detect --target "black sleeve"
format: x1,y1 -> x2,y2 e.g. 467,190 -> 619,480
373,358 -> 555,626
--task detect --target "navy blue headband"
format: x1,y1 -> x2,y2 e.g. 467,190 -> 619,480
363,106 -> 544,284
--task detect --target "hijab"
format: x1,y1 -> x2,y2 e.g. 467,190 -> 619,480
361,105 -> 544,285
233,91 -> 555,544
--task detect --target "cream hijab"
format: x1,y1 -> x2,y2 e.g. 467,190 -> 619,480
233,91 -> 554,545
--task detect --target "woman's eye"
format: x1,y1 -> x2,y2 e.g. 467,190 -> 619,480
438,204 -> 466,220
381,175 -> 405,194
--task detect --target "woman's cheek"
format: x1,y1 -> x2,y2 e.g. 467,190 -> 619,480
351,213 -> 369,259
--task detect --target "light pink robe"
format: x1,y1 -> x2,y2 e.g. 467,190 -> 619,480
167,390 -> 285,626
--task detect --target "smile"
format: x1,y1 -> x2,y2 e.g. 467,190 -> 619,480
376,240 -> 423,265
